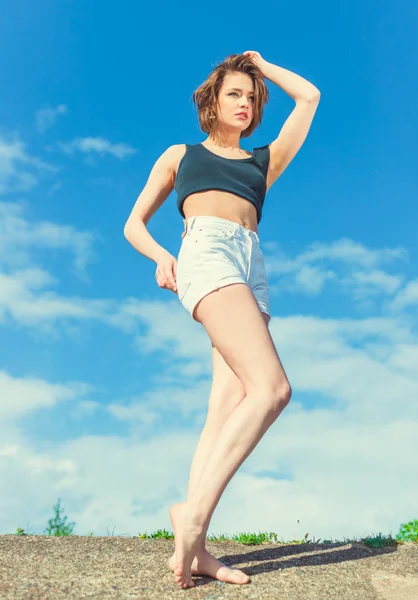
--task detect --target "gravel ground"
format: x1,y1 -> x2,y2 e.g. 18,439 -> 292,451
0,535 -> 417,600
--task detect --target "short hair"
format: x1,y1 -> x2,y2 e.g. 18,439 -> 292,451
191,54 -> 269,139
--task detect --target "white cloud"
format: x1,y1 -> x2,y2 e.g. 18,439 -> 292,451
387,343 -> 418,377
264,237 -> 409,308
58,136 -> 138,160
35,104 -> 69,133
0,200 -> 107,332
389,279 -> 418,311
298,238 -> 408,268
269,315 -> 418,423
343,269 -> 404,297
294,264 -> 337,294
0,134 -> 57,195
0,268 -> 119,331
0,370 -> 91,421
70,400 -> 101,419
0,201 -> 100,281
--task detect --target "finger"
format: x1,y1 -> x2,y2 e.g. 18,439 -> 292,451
163,266 -> 176,290
156,274 -> 166,288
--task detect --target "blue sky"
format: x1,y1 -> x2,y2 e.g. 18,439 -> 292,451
1,0 -> 417,541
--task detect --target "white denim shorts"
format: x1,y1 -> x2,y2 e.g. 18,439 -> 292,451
176,215 -> 270,322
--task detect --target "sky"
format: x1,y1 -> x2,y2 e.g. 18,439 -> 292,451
0,0 -> 417,542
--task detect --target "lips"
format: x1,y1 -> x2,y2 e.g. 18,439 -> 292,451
236,113 -> 248,118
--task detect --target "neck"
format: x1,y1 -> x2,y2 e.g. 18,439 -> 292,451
205,130 -> 243,149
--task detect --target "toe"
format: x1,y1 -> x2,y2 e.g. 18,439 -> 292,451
233,569 -> 250,583
175,567 -> 195,589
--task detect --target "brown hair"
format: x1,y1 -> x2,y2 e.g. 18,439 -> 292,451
191,54 -> 269,139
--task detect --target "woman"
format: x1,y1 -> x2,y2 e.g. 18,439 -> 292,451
124,51 -> 320,589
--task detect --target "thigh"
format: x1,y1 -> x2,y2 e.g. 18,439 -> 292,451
209,312 -> 271,408
195,283 -> 289,395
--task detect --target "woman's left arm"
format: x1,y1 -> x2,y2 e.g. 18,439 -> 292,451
243,51 -> 321,185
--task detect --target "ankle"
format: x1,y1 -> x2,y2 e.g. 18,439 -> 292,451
184,503 -> 207,528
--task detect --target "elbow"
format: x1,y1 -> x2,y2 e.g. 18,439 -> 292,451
309,90 -> 321,101
124,216 -> 146,239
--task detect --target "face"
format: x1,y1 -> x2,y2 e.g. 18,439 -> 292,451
215,72 -> 255,127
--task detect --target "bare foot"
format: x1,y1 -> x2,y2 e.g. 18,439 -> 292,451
168,503 -> 250,585
171,502 -> 204,588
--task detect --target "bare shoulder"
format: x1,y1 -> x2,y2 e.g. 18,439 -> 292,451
169,144 -> 187,179
148,144 -> 186,184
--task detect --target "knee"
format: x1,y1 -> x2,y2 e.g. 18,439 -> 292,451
264,382 -> 292,415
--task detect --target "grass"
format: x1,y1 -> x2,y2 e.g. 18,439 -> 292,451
9,499 -> 418,549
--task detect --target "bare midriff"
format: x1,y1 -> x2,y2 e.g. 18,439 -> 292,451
182,191 -> 258,234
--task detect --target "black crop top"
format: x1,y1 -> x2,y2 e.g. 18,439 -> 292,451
174,142 -> 270,224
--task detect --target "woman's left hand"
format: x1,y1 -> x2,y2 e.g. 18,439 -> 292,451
242,51 -> 268,75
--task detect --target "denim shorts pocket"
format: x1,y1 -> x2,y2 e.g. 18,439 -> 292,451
175,251 -> 191,301
178,278 -> 191,302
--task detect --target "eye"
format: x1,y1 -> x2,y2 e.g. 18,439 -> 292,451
229,93 -> 254,101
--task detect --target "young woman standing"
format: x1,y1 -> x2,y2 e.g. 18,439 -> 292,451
124,51 -> 320,589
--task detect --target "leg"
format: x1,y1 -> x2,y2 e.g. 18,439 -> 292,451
187,344 -> 247,505
168,339 -> 254,581
186,313 -> 271,551
189,284 -> 291,526
170,347 -> 245,556
174,284 -> 291,587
